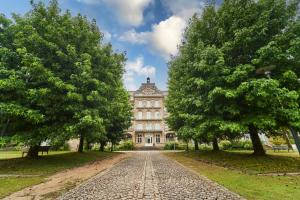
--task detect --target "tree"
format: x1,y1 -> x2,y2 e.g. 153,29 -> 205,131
0,1 -> 131,157
167,0 -> 300,155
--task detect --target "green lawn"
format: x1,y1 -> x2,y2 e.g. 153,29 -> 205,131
0,151 -> 118,198
166,150 -> 300,200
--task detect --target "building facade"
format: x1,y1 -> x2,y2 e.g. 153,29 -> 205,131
127,78 -> 174,148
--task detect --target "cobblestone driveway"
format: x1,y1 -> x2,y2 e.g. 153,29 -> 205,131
59,152 -> 242,200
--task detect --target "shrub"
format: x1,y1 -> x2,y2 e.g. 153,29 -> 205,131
116,140 -> 134,151
220,140 -> 232,150
231,140 -> 253,150
199,144 -> 212,150
164,141 -> 186,150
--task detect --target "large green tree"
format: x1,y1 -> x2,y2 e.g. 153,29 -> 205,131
167,0 -> 300,155
0,0 -> 131,157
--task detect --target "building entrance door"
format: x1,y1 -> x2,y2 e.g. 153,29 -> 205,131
145,134 -> 153,146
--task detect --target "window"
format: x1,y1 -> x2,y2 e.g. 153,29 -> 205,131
156,134 -> 160,143
147,112 -> 151,119
143,101 -> 146,107
151,100 -> 155,107
155,112 -> 160,119
155,101 -> 160,107
136,124 -> 143,131
138,101 -> 143,107
146,101 -> 151,107
137,134 -> 142,143
137,112 -> 143,119
146,123 -> 152,131
155,123 -> 160,130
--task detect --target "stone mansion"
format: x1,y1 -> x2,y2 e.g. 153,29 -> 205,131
127,78 -> 174,148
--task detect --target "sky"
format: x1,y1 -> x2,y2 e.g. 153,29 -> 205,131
0,0 -> 220,91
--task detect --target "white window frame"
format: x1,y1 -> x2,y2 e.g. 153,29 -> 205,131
155,123 -> 160,130
156,134 -> 160,143
155,100 -> 160,107
137,134 -> 142,143
147,112 -> 151,119
155,112 -> 160,119
138,101 -> 143,107
137,112 -> 143,119
136,124 -> 143,131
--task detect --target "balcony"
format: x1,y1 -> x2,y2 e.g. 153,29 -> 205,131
135,117 -> 162,121
134,129 -> 162,133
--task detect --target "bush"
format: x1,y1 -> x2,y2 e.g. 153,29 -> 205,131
116,140 -> 134,151
0,137 -> 10,148
164,141 -> 186,150
220,140 -> 232,150
199,144 -> 212,150
231,140 -> 253,150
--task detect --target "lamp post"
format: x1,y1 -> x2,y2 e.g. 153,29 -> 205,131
264,71 -> 300,154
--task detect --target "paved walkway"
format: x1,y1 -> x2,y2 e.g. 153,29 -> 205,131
59,152 -> 242,200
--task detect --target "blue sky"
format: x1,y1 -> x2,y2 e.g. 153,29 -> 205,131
0,0 -> 220,91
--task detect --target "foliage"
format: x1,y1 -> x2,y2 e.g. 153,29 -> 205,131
116,140 -> 134,151
0,0 -> 131,157
219,140 -> 232,150
164,141 -> 186,150
166,0 -> 300,155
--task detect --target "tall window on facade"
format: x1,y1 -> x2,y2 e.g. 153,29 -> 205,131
155,123 -> 160,130
137,134 -> 142,143
146,123 -> 152,131
143,101 -> 146,107
146,101 -> 151,107
155,100 -> 160,107
136,124 -> 143,131
146,112 -> 151,119
138,101 -> 143,107
156,134 -> 160,143
137,112 -> 143,119
155,112 -> 160,119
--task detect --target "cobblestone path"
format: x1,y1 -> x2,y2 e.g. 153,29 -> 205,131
59,152 -> 242,200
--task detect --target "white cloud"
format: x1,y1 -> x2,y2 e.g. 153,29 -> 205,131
119,29 -> 149,44
118,0 -> 205,60
123,56 -> 156,90
119,16 -> 186,60
76,0 -> 153,26
161,0 -> 204,20
150,16 -> 186,59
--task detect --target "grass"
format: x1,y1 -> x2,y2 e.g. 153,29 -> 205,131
166,150 -> 300,200
0,151 -> 118,198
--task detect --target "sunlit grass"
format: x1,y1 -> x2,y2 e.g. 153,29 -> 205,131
166,150 -> 300,200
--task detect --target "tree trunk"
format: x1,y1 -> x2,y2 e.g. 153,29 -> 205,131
212,137 -> 219,151
289,126 -> 300,154
283,131 -> 293,150
27,145 -> 39,158
99,141 -> 105,152
78,134 -> 84,153
249,124 -> 265,156
193,139 -> 199,151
